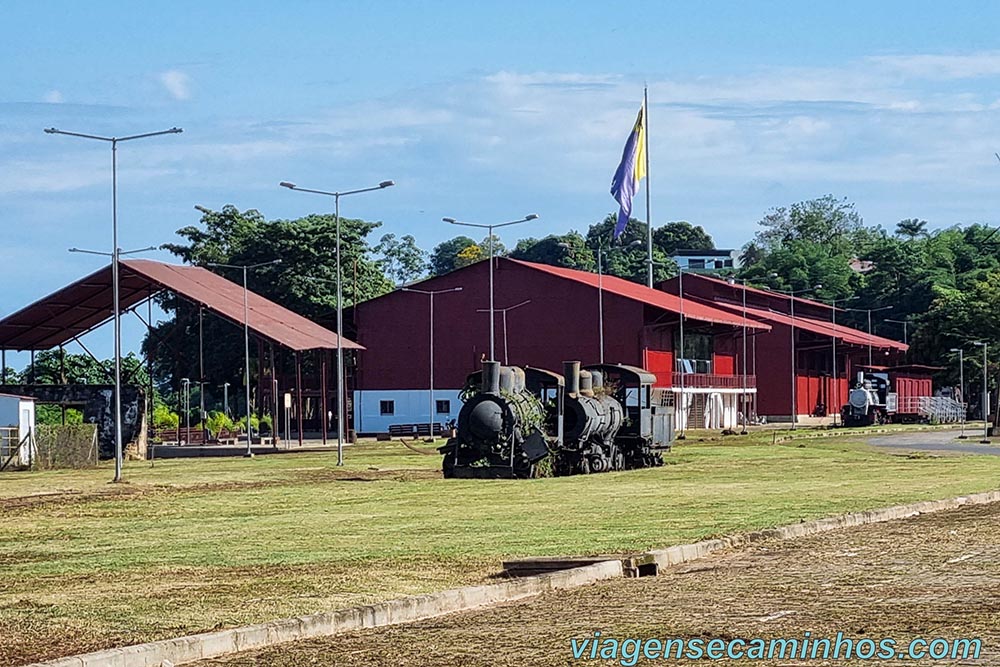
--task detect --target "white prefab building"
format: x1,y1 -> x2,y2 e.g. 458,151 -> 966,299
0,392 -> 36,466
354,389 -> 463,435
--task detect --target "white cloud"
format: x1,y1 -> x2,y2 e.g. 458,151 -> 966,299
42,90 -> 64,104
868,52 -> 1000,80
159,70 -> 191,100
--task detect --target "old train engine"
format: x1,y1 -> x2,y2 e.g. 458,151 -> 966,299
440,359 -> 671,478
440,361 -> 550,478
841,371 -> 890,427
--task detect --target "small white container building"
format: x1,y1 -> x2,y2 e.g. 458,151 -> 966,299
0,392 -> 36,467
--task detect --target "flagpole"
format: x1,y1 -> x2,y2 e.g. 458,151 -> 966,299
644,85 -> 653,288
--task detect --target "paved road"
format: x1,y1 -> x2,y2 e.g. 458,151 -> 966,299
868,428 -> 1000,456
195,502 -> 1000,666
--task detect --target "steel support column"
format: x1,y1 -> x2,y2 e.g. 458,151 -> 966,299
295,351 -> 304,447
321,350 -> 328,446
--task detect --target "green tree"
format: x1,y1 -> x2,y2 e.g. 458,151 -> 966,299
429,236 -> 477,275
652,221 -> 714,255
753,195 -> 865,255
509,232 -> 596,271
374,233 -> 427,285
150,205 -> 393,396
585,214 -> 672,284
895,218 -> 929,240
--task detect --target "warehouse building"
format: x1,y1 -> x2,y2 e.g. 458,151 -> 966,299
659,273 -> 909,422
351,258 -> 769,434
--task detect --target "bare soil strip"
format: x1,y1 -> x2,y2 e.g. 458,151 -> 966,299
193,502 -> 1000,666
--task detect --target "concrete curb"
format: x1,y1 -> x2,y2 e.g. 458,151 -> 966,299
25,489 -> 1000,667
644,489 -> 1000,570
25,559 -> 624,667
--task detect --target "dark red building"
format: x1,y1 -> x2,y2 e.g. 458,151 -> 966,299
351,258 -> 768,434
659,273 -> 909,422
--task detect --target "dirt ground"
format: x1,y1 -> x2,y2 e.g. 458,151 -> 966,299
196,502 -> 1000,666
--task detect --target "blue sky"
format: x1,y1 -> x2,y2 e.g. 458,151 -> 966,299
3,1 -> 1000,362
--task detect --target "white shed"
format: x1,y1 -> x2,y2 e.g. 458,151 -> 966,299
0,392 -> 36,467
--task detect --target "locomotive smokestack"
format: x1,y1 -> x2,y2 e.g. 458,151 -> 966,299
590,370 -> 603,390
482,360 -> 501,395
510,367 -> 525,393
563,361 -> 581,397
579,370 -> 594,396
499,366 -> 514,393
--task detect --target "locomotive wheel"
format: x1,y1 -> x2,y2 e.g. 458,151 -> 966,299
578,457 -> 591,475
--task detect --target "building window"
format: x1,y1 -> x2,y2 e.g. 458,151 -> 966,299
435,399 -> 451,414
379,400 -> 395,416
674,331 -> 713,374
689,259 -> 706,269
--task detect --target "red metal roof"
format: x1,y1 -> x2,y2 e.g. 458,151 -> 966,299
663,272 -> 838,312
708,300 -> 907,351
0,259 -> 360,352
509,260 -> 770,330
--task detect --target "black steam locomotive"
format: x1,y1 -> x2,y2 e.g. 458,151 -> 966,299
440,359 -> 673,478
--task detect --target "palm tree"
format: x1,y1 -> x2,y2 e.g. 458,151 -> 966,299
895,218 -> 929,240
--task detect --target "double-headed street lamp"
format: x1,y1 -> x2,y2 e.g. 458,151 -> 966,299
476,300 -> 531,365
973,341 -> 990,444
844,305 -> 894,367
444,214 -> 539,361
401,286 -> 463,440
205,259 -> 282,457
280,179 -> 394,465
885,318 -> 910,346
950,348 -> 966,438
47,125 -> 182,482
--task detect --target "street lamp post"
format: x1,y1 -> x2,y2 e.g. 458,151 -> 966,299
950,348 -> 966,439
845,306 -> 894,367
401,286 -> 463,440
476,300 -> 531,365
769,280 -> 822,429
281,180 -> 394,465
727,277 -> 749,434
223,382 -> 231,418
206,260 -> 282,457
973,341 -> 990,444
444,215 -> 539,361
46,125 -> 182,482
824,296 -> 859,428
180,378 -> 191,442
559,242 -> 606,363
885,318 -> 909,346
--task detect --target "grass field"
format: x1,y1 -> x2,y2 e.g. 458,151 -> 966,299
2,428 -> 1000,665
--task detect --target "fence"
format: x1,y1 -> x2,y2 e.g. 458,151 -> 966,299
33,424 -> 98,469
896,396 -> 966,424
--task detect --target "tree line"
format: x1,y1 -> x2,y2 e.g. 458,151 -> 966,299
11,195 -> 999,415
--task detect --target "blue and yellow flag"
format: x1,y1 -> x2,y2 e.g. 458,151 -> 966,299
609,104 -> 646,240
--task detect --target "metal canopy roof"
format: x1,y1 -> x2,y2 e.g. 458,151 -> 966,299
510,260 -> 771,331
0,259 -> 361,352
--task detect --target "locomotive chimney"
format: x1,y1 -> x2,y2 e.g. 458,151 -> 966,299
590,370 -> 603,390
511,367 -> 526,393
482,360 -> 501,395
563,361 -> 581,397
499,366 -> 514,393
579,370 -> 594,396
